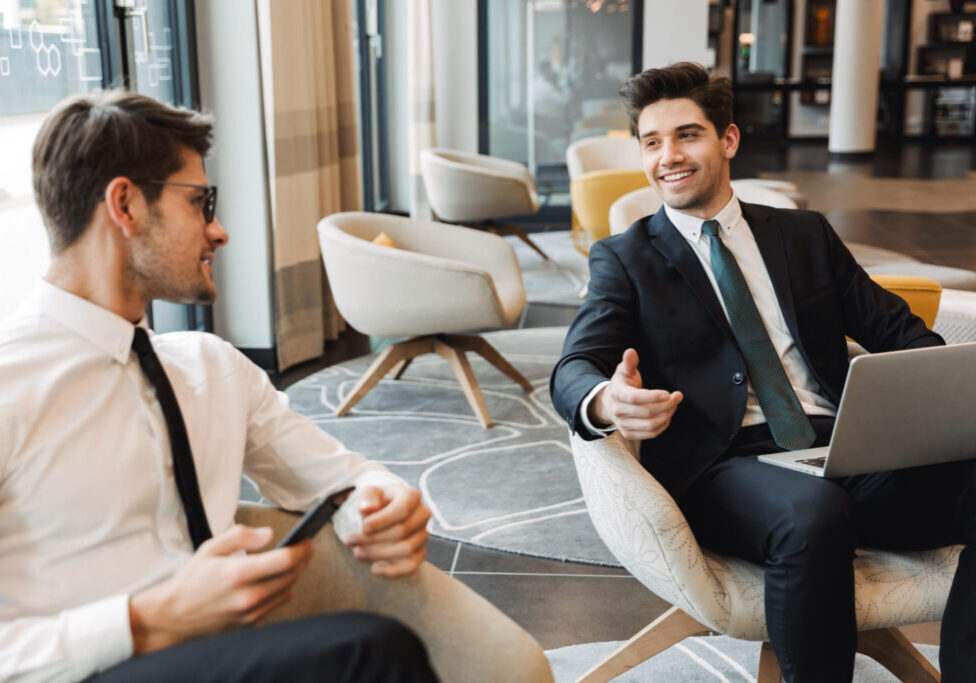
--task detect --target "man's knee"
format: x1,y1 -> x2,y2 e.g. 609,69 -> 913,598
771,484 -> 855,557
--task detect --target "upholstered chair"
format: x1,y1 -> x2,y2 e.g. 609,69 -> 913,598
419,148 -> 549,260
565,135 -> 645,256
317,212 -> 531,428
237,503 -> 553,683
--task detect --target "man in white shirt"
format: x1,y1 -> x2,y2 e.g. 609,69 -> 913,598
0,90 -> 552,682
550,62 -> 975,682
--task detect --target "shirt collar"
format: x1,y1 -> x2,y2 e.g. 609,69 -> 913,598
31,279 -> 147,364
663,192 -> 742,243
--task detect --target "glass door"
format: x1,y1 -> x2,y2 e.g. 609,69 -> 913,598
0,0 -> 204,331
479,0 -> 642,203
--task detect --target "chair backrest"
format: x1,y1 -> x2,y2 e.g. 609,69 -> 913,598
570,169 -> 649,243
870,274 -> 942,329
419,148 -> 538,223
317,212 -> 524,336
608,186 -> 663,235
607,180 -> 799,236
565,135 -> 642,179
729,181 -> 799,209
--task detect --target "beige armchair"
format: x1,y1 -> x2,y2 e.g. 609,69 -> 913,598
237,503 -> 553,683
570,431 -> 956,682
419,148 -> 549,260
317,212 -> 531,428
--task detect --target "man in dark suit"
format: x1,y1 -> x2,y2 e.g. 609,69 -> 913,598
550,62 -> 976,682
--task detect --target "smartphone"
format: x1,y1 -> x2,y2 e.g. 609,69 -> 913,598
276,486 -> 355,547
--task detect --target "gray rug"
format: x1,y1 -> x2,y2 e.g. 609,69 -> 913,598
546,636 -> 939,682
284,326 -> 619,566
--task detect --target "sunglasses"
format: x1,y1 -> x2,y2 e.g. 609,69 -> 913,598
137,180 -> 218,224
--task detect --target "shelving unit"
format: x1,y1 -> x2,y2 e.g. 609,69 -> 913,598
728,0 -> 975,143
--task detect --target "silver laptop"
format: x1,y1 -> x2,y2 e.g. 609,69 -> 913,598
758,342 -> 976,477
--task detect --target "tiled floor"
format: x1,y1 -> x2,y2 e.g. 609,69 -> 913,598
276,140 -> 974,656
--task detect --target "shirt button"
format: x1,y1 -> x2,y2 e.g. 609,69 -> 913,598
732,372 -> 745,385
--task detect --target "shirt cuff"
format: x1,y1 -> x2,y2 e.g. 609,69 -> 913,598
64,593 -> 133,678
580,380 -> 617,437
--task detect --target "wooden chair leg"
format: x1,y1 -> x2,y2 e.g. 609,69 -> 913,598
857,628 -> 940,682
575,606 -> 709,683
388,357 -> 413,380
432,339 -> 492,428
757,642 -> 783,683
441,334 -> 532,391
488,221 -> 550,260
335,337 -> 434,416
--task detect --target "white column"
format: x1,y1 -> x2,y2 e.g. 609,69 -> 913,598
828,0 -> 885,153
642,0 -> 709,70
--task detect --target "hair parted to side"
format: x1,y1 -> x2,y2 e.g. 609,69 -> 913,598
619,61 -> 733,138
32,89 -> 214,254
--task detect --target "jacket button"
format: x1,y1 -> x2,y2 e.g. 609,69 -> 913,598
732,372 -> 745,385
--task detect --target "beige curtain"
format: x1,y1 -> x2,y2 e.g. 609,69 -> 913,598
257,0 -> 362,371
408,0 -> 437,219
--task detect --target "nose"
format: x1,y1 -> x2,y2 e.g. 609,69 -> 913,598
660,137 -> 683,167
208,218 -> 229,247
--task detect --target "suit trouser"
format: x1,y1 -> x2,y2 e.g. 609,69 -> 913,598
677,417 -> 976,683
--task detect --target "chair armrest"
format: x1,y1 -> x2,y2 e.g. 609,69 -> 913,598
570,431 -> 731,631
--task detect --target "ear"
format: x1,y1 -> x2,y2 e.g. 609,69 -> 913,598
102,177 -> 142,238
722,123 -> 741,160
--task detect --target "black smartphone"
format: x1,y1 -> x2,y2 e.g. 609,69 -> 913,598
276,486 -> 355,547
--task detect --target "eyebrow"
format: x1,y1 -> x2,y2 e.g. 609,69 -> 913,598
639,122 -> 708,140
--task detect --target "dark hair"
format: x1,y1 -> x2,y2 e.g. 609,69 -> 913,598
32,90 -> 213,253
619,62 -> 733,138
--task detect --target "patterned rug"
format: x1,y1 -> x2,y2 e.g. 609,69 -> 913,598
546,636 -> 939,682
283,326 -> 619,566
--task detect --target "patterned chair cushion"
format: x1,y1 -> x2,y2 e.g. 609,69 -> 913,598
571,430 -> 961,642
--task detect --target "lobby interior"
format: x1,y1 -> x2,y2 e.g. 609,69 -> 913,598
2,0 -> 976,679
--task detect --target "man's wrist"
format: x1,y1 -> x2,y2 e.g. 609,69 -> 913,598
129,588 -> 177,656
587,385 -> 612,427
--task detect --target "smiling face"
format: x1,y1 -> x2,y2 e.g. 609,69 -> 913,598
637,97 -> 739,219
126,147 -> 228,305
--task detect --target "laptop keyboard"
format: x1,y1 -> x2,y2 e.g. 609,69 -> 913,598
797,456 -> 827,469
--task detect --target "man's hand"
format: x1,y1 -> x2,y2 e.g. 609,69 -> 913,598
589,348 -> 683,440
343,484 -> 431,578
128,524 -> 312,655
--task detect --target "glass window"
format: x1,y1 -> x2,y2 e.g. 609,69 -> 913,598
484,0 -> 638,178
0,0 -> 105,321
0,0 -> 203,330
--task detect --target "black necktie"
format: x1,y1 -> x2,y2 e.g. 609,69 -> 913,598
701,220 -> 816,450
131,327 -> 213,548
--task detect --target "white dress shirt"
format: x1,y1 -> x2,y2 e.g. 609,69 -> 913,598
581,193 -> 836,434
0,280 -> 404,682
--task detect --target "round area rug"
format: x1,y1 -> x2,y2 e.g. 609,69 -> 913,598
545,637 -> 939,683
285,326 -> 619,566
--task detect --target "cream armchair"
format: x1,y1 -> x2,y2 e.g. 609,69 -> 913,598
237,503 -> 553,683
571,431 -> 957,682
317,212 -> 531,428
419,148 -> 549,260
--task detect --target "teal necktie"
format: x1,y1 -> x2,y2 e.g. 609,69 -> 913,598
701,220 -> 815,450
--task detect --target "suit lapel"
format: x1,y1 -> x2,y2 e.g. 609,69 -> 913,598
646,207 -> 734,340
741,202 -> 802,342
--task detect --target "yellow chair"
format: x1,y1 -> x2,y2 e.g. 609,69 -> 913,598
869,274 -> 942,328
569,169 -> 648,256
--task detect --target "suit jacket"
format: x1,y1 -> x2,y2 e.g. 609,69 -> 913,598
550,202 -> 943,497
